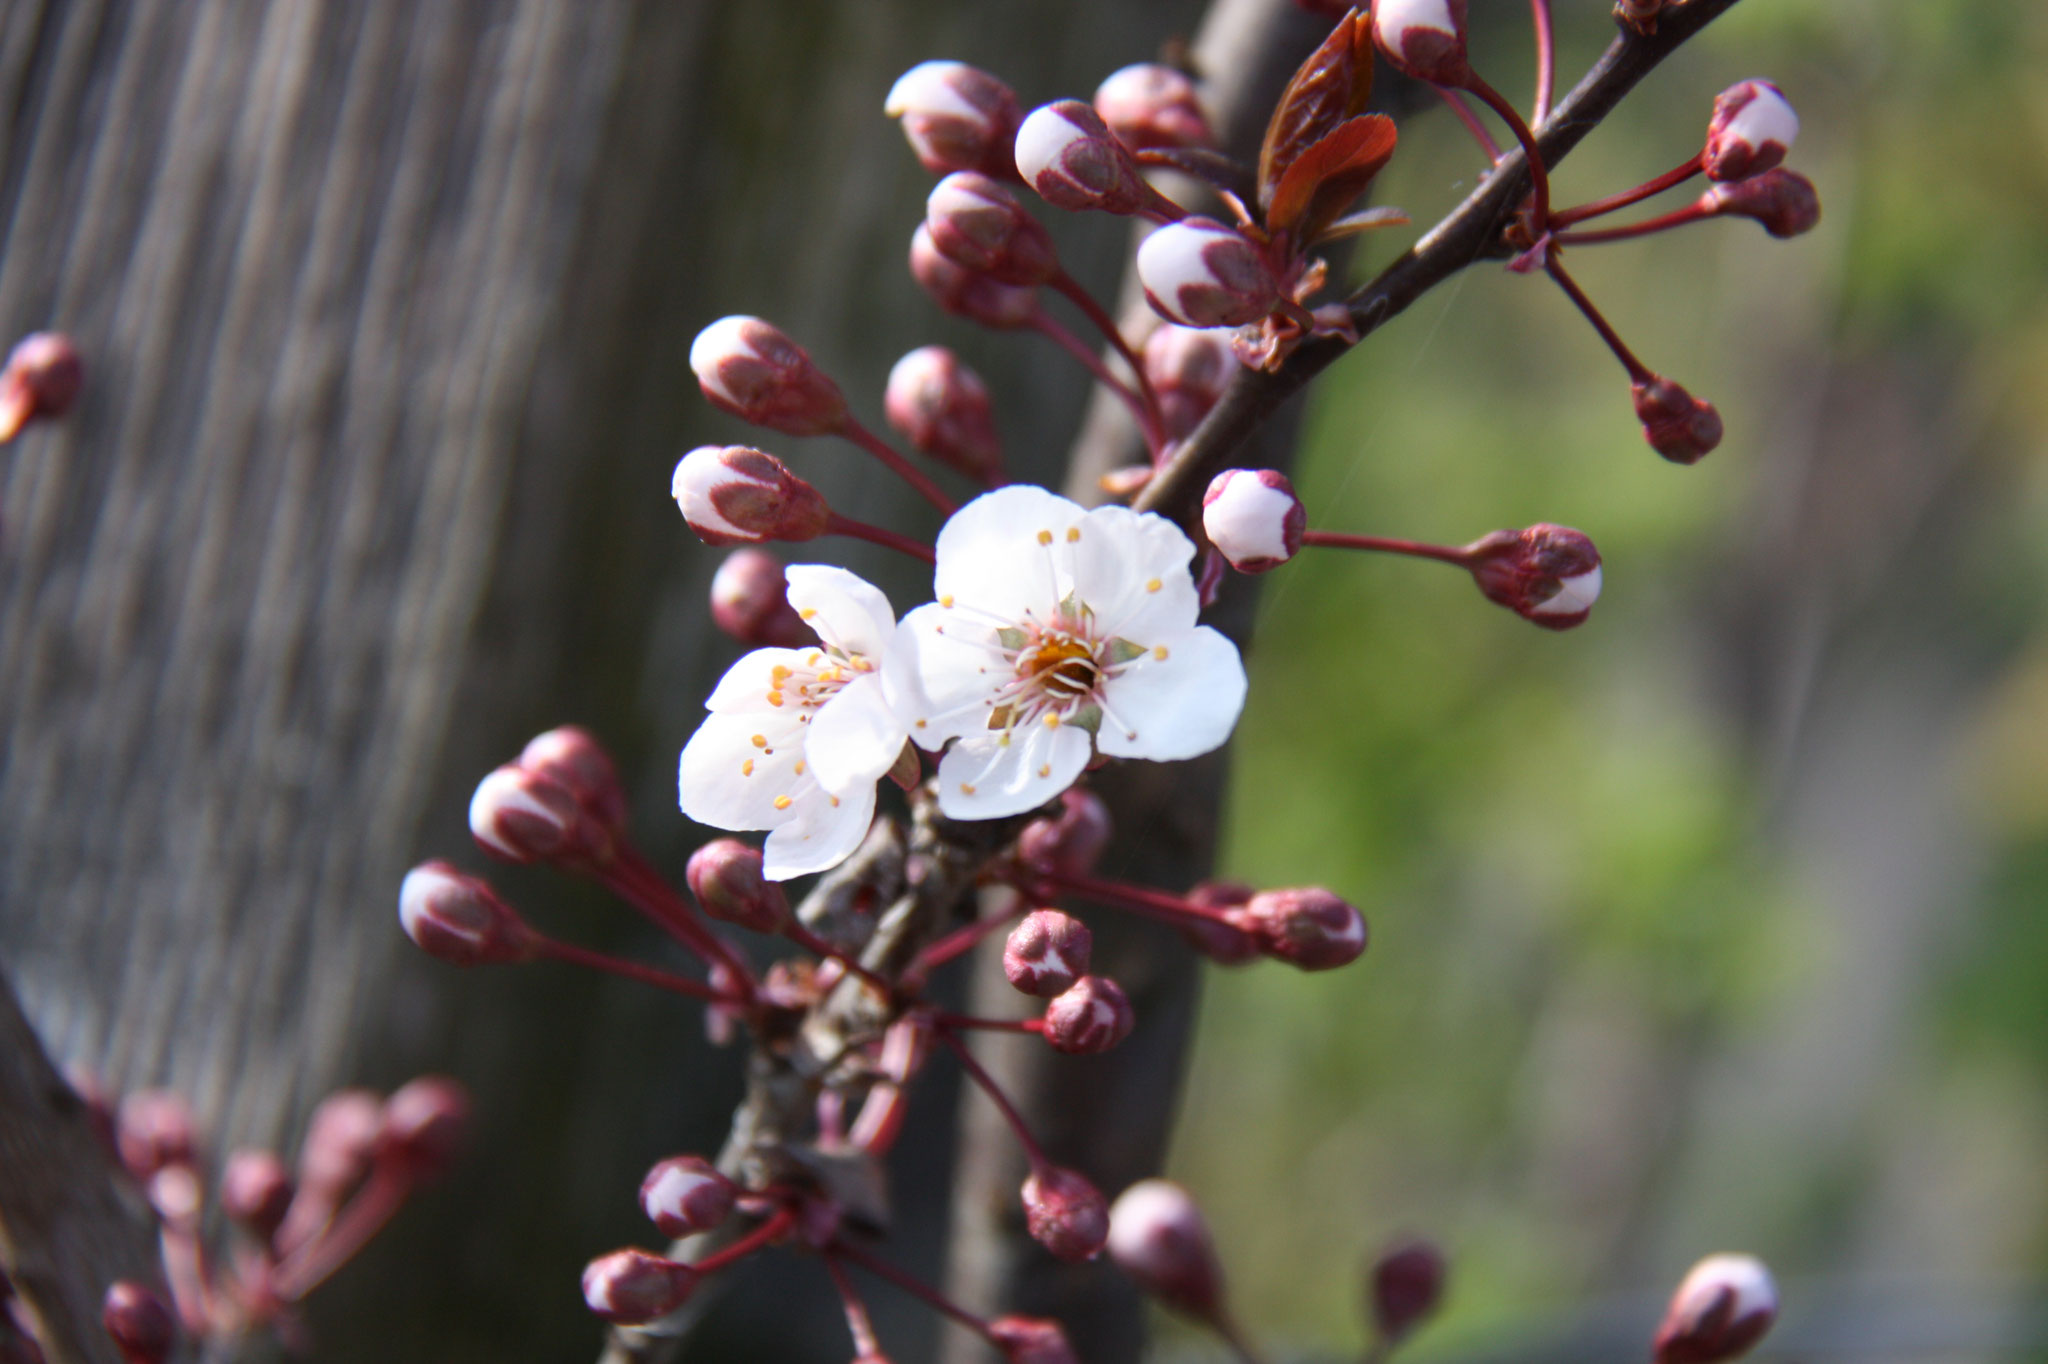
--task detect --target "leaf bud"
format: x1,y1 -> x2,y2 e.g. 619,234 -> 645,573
689,316 -> 848,437
710,548 -> 811,648
519,726 -> 627,842
1615,0 -> 1664,34
1107,1179 -> 1225,1321
988,1316 -> 1080,1364
115,1091 -> 196,1182
100,1282 -> 174,1364
1015,100 -> 1154,215
671,445 -> 832,546
0,332 -> 82,443
581,1248 -> 699,1325
1653,1254 -> 1779,1364
1630,376 -> 1724,465
1238,886 -> 1367,971
884,61 -> 1023,180
910,224 -> 1042,330
399,860 -> 538,966
1137,218 -> 1280,329
639,1155 -> 737,1239
220,1148 -> 295,1241
1143,324 -> 1237,439
1015,787 -> 1113,880
1701,168 -> 1820,239
925,172 -> 1061,286
469,762 -> 609,865
1464,524 -> 1604,629
685,837 -> 790,933
1370,0 -> 1471,86
1368,1237 -> 1447,1342
1003,909 -> 1093,998
379,1075 -> 470,1182
1041,975 -> 1134,1055
1093,64 -> 1215,152
1182,882 -> 1263,965
1202,468 -> 1305,574
884,346 -> 1003,484
1021,1165 -> 1110,1262
1703,80 -> 1798,183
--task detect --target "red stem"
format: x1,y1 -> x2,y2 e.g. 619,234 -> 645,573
1549,153 -> 1703,227
1463,74 -> 1552,232
1031,312 -> 1164,458
832,1240 -> 998,1340
780,918 -> 898,996
271,1165 -> 410,1302
1051,271 -> 1168,455
839,416 -> 957,514
1300,529 -> 1473,566
824,1255 -> 887,1360
930,1011 -> 1043,1035
902,904 -> 1025,985
609,850 -> 759,997
694,1204 -> 799,1275
939,1030 -> 1050,1171
1552,199 -> 1713,245
534,937 -> 744,1006
1530,0 -> 1556,125
1544,255 -> 1653,382
1434,86 -> 1503,162
1032,867 -> 1239,927
825,512 -> 938,565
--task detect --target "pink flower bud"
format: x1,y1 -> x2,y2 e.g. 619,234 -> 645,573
689,316 -> 848,437
1369,1238 -> 1446,1342
1107,1179 -> 1224,1320
1015,788 -> 1113,880
1015,101 -> 1154,215
884,346 -> 1003,484
469,763 -> 605,864
1041,975 -> 1135,1054
398,860 -> 538,966
1631,376 -> 1723,465
519,726 -> 627,840
987,1316 -> 1080,1364
710,549 -> 811,647
1702,168 -> 1820,239
1004,910 -> 1093,997
1238,887 -> 1367,971
1370,0 -> 1471,85
911,224 -> 1042,329
1182,882 -> 1263,965
639,1155 -> 737,1238
1653,1254 -> 1778,1364
0,332 -> 82,443
686,838 -> 790,933
672,445 -> 832,546
1093,64 -> 1215,152
926,172 -> 1061,286
1021,1166 -> 1110,1262
1465,524 -> 1604,629
115,1091 -> 195,1181
379,1075 -> 470,1182
1137,219 -> 1280,329
1143,325 -> 1236,439
100,1282 -> 174,1364
220,1148 -> 295,1240
884,61 -> 1022,179
1202,468 -> 1305,574
298,1089 -> 385,1198
581,1248 -> 699,1325
1703,80 -> 1798,182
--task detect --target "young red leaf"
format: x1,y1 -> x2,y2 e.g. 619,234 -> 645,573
1264,113 -> 1398,243
1256,10 -> 1375,215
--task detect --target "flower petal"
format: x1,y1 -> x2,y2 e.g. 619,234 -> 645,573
702,648 -> 813,714
1095,625 -> 1245,760
804,673 -> 905,795
784,564 -> 896,659
762,781 -> 876,880
1069,503 -> 1199,641
933,485 -> 1084,620
935,719 -> 1092,819
884,602 -> 1006,749
680,711 -> 809,829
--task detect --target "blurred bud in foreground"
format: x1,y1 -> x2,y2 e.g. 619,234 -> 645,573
519,726 -> 627,841
911,224 -> 1042,330
221,1148 -> 295,1241
1368,1238 -> 1447,1343
379,1075 -> 470,1182
0,332 -> 82,443
1702,169 -> 1820,239
1703,80 -> 1798,182
1021,1166 -> 1109,1262
399,861 -> 538,966
1003,909 -> 1093,998
1653,1254 -> 1778,1364
1238,887 -> 1366,970
1137,219 -> 1280,329
469,764 -> 604,865
1464,524 -> 1604,630
298,1089 -> 385,1200
1015,787 -> 1113,880
710,549 -> 811,648
1093,64 -> 1214,152
1203,468 -> 1304,574
639,1155 -> 736,1239
1371,0 -> 1472,86
1144,324 -> 1236,439
116,1091 -> 195,1181
689,316 -> 848,437
1041,975 -> 1134,1055
988,1315 -> 1079,1364
672,445 -> 831,547
1631,376 -> 1723,465
1015,101 -> 1156,216
686,838 -> 790,933
582,1249 -> 699,1325
1108,1179 -> 1225,1321
884,346 -> 1003,484
885,61 -> 1022,180
100,1282 -> 174,1364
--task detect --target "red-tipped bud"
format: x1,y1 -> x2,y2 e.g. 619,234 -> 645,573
1653,1254 -> 1778,1364
1004,910 -> 1093,997
379,1075 -> 469,1182
1182,882 -> 1263,965
1143,324 -> 1237,439
1137,219 -> 1281,329
1702,168 -> 1820,239
1203,468 -> 1304,573
911,224 -> 1042,330
672,445 -> 831,546
100,1282 -> 174,1364
1093,64 -> 1215,152
639,1155 -> 737,1239
1041,975 -> 1134,1054
519,726 -> 627,838
689,316 -> 848,437
1015,101 -> 1155,216
926,173 -> 1061,287
1015,787 -> 1113,880
1703,80 -> 1798,182
710,549 -> 811,647
221,1149 -> 295,1240
1107,1179 -> 1225,1320
469,763 -> 607,865
685,838 -> 790,933
1371,0 -> 1471,86
1631,376 -> 1724,464
115,1091 -> 195,1181
1369,1238 -> 1447,1342
884,346 -> 1003,484
581,1249 -> 699,1325
1464,524 -> 1604,629
398,860 -> 538,966
987,1316 -> 1080,1364
1237,887 -> 1366,971
884,61 -> 1023,180
1021,1166 -> 1110,1262
0,333 -> 82,443
298,1089 -> 386,1197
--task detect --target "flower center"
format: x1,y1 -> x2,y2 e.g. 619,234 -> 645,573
1024,637 -> 1101,699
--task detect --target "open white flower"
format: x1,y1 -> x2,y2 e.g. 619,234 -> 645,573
680,565 -> 906,880
885,486 -> 1246,819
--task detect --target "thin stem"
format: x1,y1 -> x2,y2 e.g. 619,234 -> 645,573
780,919 -> 898,996
1549,153 -> 1703,227
534,938 -> 744,1006
271,1166 -> 409,1302
939,1029 -> 1050,1170
824,1256 -> 888,1360
1433,86 -> 1503,162
1544,255 -> 1653,382
903,903 -> 1025,984
1530,0 -> 1556,125
610,850 -> 759,997
1463,74 -> 1551,231
1300,529 -> 1472,566
930,1011 -> 1043,1035
1553,199 -> 1711,245
834,1240 -> 997,1340
1033,867 -> 1238,927
694,1204 -> 798,1275
1032,312 -> 1162,458
839,416 -> 957,514
1051,272 -> 1168,456
824,512 -> 938,564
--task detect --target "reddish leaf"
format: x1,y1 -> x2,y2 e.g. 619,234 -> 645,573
1265,114 -> 1398,243
1256,9 -> 1375,214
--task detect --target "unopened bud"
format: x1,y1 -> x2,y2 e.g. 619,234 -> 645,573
686,838 -> 790,933
1022,1166 -> 1110,1262
1183,882 -> 1263,965
582,1249 -> 699,1325
710,549 -> 811,647
911,224 -> 1042,329
400,861 -> 538,966
1143,325 -> 1236,439
380,1075 -> 469,1182
1702,168 -> 1820,239
115,1091 -> 195,1181
639,1155 -> 736,1239
1202,468 -> 1304,574
1464,524 -> 1603,629
1369,1238 -> 1447,1342
1238,887 -> 1367,970
1015,101 -> 1155,216
0,333 -> 82,443
1042,975 -> 1134,1054
987,1316 -> 1080,1364
1015,787 -> 1113,880
100,1283 -> 173,1364
1653,1254 -> 1778,1364
470,763 -> 605,864
1703,80 -> 1798,182
885,61 -> 1022,180
672,445 -> 831,546
1631,376 -> 1723,465
221,1149 -> 295,1241
298,1089 -> 385,1197
1137,219 -> 1280,329
884,346 -> 1003,484
1371,0 -> 1472,86
1107,1179 -> 1224,1320
690,316 -> 848,436
1093,64 -> 1215,152
1004,910 -> 1093,997
926,173 -> 1061,286
519,726 -> 627,839
1615,0 -> 1664,34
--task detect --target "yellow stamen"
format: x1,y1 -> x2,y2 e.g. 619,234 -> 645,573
771,665 -> 793,683
939,594 -> 954,608
767,691 -> 784,707
794,761 -> 806,776
1036,529 -> 1053,545
799,607 -> 818,620
742,759 -> 754,776
1065,527 -> 1080,542
1145,577 -> 1161,593
960,782 -> 977,795
1153,645 -> 1169,660
773,795 -> 792,810
1042,713 -> 1060,728
751,734 -> 767,748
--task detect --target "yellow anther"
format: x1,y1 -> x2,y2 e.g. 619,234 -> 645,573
793,761 -> 806,776
1145,577 -> 1162,593
1036,529 -> 1053,545
1041,713 -> 1060,728
771,665 -> 792,683
751,734 -> 767,748
741,759 -> 754,776
799,608 -> 818,620
1153,645 -> 1169,660
1038,764 -> 1052,778
767,691 -> 784,707
829,795 -> 840,807
1065,527 -> 1080,542
852,658 -> 874,672
773,795 -> 793,810
960,782 -> 977,795
939,594 -> 955,608
915,719 -> 928,729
